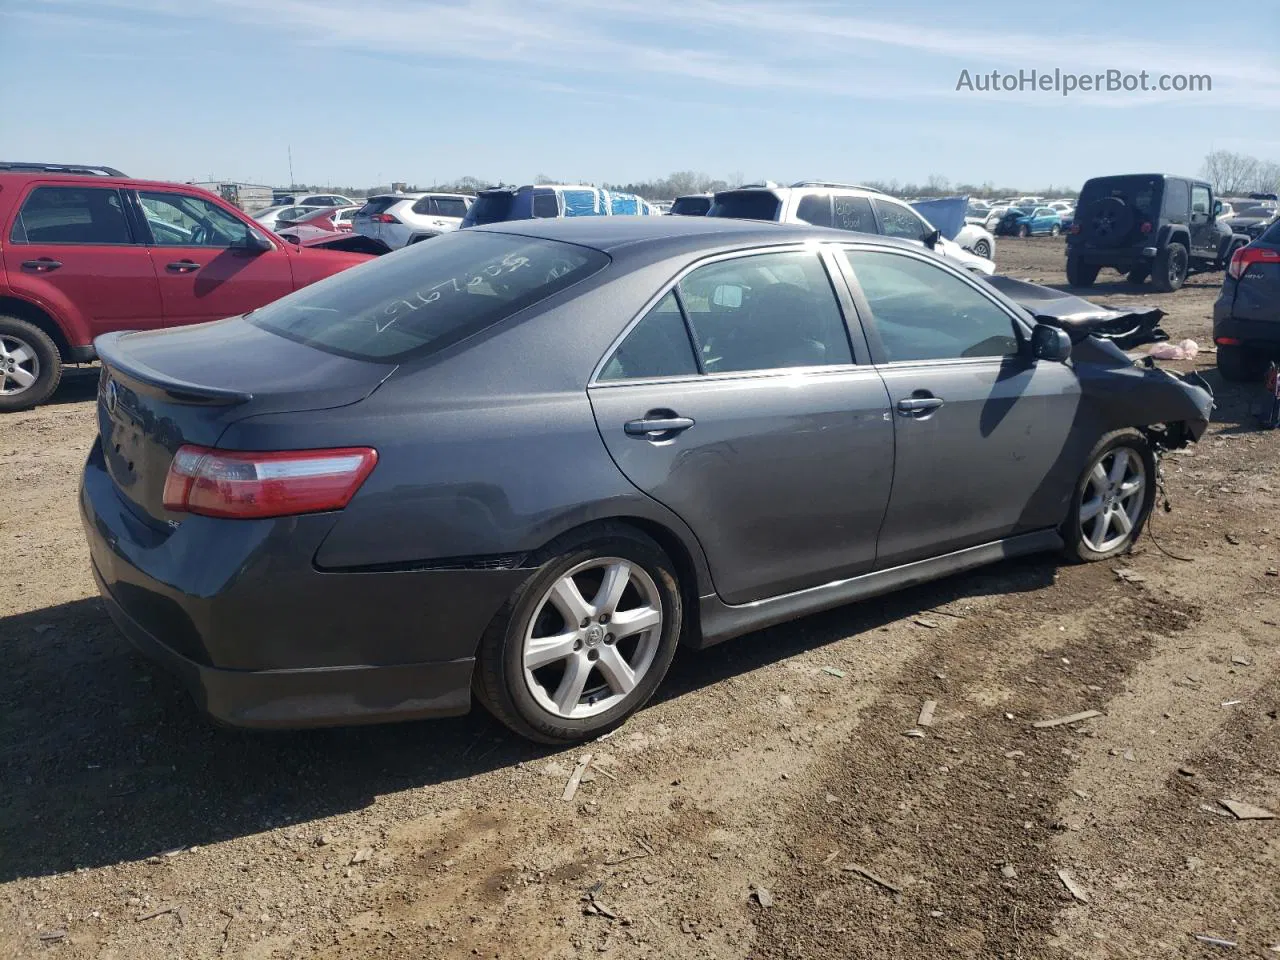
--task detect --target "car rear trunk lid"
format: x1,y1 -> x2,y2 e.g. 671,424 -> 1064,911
95,318 -> 394,523
1228,242 -> 1280,323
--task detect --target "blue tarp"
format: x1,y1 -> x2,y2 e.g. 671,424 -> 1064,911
909,196 -> 967,241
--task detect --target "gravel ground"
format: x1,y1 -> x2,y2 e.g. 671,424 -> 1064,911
2,238 -> 1278,959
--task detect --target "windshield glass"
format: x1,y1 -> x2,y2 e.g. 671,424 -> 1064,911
707,192 -> 782,221
249,231 -> 609,361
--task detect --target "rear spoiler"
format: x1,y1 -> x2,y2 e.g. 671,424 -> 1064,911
984,275 -> 1169,349
95,332 -> 253,405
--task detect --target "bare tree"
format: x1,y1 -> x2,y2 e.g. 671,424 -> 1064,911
1202,150 -> 1261,195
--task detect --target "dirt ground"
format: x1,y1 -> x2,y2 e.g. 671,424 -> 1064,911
2,239 -> 1278,959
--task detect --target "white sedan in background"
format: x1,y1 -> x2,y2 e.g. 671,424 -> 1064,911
252,204 -> 322,230
955,222 -> 995,261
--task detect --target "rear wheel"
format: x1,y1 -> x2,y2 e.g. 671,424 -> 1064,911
1062,430 -> 1156,563
1126,266 -> 1150,284
473,524 -> 682,743
1151,243 -> 1188,292
1216,344 -> 1270,383
1066,257 -> 1099,288
1050,224 -> 1060,237
1018,224 -> 1030,238
0,316 -> 61,412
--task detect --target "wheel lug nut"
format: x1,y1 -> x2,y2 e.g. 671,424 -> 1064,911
580,618 -> 590,628
604,634 -> 614,644
573,639 -> 583,651
587,650 -> 599,662
599,614 -> 610,624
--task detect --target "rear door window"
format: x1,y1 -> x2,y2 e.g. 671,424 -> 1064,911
598,292 -> 699,381
833,196 -> 876,234
10,186 -> 133,244
434,198 -> 469,218
249,231 -> 609,361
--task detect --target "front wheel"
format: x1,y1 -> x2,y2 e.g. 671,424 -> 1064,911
473,524 -> 683,743
1018,224 -> 1030,238
1061,430 -> 1156,562
973,239 -> 992,259
1050,224 -> 1060,237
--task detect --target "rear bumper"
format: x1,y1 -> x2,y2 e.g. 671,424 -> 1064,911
80,440 -> 533,728
1066,246 -> 1156,267
92,559 -> 476,728
1213,313 -> 1280,347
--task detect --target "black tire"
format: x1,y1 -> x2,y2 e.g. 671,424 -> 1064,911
1065,257 -> 1099,288
1050,224 -> 1060,237
1151,243 -> 1188,292
473,523 -> 683,744
1018,224 -> 1030,238
1215,344 -> 1270,383
1061,429 -> 1157,563
1126,266 -> 1150,284
973,239 -> 992,259
0,315 -> 61,412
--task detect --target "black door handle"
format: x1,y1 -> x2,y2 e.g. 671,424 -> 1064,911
166,260 -> 201,273
897,396 -> 945,416
21,258 -> 62,272
624,416 -> 695,438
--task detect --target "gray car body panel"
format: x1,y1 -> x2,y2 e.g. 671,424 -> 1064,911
82,216 -> 1214,726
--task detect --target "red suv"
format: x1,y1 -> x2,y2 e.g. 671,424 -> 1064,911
0,163 -> 375,410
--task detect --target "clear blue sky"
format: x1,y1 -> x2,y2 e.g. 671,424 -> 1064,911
2,0 -> 1277,190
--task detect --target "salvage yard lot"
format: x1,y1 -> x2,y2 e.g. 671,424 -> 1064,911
2,239 -> 1278,959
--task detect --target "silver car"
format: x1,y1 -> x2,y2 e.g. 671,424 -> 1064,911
352,192 -> 474,249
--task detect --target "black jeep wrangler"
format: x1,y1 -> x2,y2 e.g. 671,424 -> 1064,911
1066,174 -> 1249,292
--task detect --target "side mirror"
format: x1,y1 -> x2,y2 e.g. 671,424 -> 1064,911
235,229 -> 274,253
1031,323 -> 1072,363
923,228 -> 941,250
1213,200 -> 1223,217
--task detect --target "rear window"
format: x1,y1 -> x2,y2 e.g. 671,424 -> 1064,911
434,197 -> 469,218
469,193 -> 515,225
707,192 -> 782,222
532,191 -> 559,218
357,196 -> 402,216
1079,176 -> 1161,218
671,196 -> 711,216
248,231 -> 609,361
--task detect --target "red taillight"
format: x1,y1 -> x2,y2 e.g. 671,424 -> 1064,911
1069,224 -> 1081,235
1229,245 -> 1280,280
162,445 -> 377,519
1140,222 -> 1152,234
370,213 -> 399,224
1215,336 -> 1242,346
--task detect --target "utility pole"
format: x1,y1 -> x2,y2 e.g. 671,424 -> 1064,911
288,145 -> 295,189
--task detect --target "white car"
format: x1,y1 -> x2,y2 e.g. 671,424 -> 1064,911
955,223 -> 995,261
353,193 -> 474,249
273,192 -> 355,208
252,204 -> 323,230
707,181 -> 995,274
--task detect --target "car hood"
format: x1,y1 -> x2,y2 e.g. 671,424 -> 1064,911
984,275 -> 1169,349
908,196 -> 967,240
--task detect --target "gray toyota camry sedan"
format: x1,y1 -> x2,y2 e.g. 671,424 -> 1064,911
81,217 -> 1211,743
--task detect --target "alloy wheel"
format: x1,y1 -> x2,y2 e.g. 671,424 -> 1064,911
0,334 -> 39,396
1168,246 -> 1187,286
1079,446 -> 1146,553
522,557 -> 663,719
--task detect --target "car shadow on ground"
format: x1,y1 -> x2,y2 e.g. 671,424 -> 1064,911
44,366 -> 100,407
0,557 -> 1056,883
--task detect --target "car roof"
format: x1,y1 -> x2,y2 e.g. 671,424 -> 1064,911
471,214 -> 927,258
